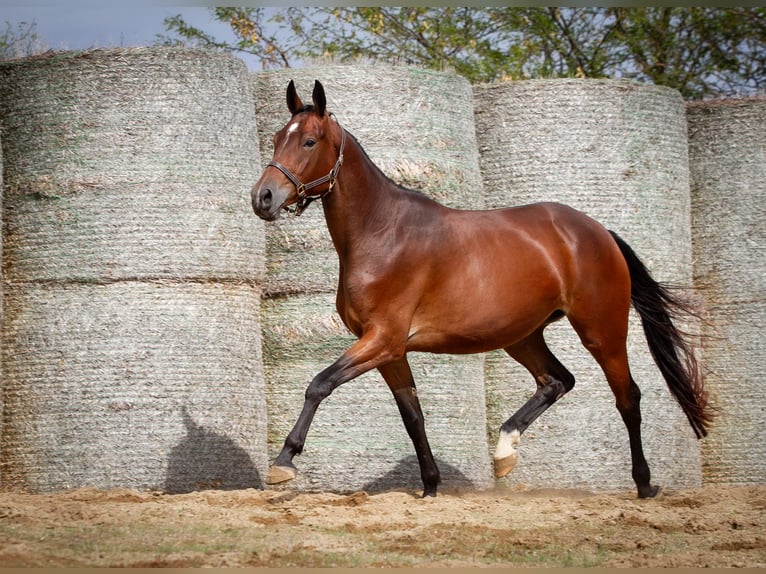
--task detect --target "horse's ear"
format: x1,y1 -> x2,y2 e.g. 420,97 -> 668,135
286,80 -> 303,115
312,80 -> 326,117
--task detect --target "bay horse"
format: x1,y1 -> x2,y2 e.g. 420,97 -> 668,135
251,79 -> 712,498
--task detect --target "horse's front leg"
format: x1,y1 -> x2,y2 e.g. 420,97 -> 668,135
266,331 -> 400,486
378,356 -> 440,497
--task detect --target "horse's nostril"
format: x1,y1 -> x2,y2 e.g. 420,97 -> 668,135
260,188 -> 273,208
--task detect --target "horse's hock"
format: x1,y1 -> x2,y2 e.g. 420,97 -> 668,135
253,65 -> 493,492
687,97 -> 766,486
0,48 -> 268,492
474,79 -> 702,490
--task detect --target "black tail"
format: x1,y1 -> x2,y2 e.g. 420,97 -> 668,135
610,231 -> 713,439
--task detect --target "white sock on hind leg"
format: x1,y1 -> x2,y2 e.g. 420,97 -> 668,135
494,429 -> 521,460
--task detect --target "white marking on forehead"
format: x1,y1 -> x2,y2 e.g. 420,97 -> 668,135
277,119 -> 302,154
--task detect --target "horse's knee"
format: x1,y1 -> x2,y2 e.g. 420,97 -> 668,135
536,371 -> 575,396
394,387 -> 421,415
304,377 -> 334,404
552,363 -> 575,392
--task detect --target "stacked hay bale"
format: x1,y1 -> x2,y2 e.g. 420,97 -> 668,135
0,133 -> 2,488
474,79 -> 701,491
253,65 -> 492,492
0,48 -> 267,493
687,97 -> 766,485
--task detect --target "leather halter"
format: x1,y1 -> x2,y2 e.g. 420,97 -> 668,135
266,116 -> 346,217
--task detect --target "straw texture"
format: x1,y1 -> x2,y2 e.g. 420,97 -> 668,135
2,282 -> 266,493
0,133 -> 3,488
0,47 -> 263,282
687,97 -> 766,485
254,65 -> 492,492
0,48 -> 267,493
474,79 -> 701,490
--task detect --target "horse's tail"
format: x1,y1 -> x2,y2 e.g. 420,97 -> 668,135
609,231 -> 713,439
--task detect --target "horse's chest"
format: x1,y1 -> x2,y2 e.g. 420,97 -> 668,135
335,277 -> 366,337
336,267 -> 399,337
336,299 -> 363,338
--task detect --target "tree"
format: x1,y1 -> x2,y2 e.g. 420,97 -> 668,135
161,8 -> 295,69
1,20 -> 46,60
160,7 -> 766,99
610,8 -> 766,99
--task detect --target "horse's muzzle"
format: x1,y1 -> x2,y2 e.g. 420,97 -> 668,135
251,183 -> 286,221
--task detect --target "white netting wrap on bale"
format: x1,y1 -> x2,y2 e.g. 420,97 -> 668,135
0,132 -> 3,488
474,79 -> 700,491
0,48 -> 267,493
2,282 -> 265,493
253,65 -> 492,492
687,97 -> 766,486
0,48 -> 262,282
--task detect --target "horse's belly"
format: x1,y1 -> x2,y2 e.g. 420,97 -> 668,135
405,302 -> 558,355
405,248 -> 564,354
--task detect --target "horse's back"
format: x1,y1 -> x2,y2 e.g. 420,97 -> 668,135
489,201 -> 626,272
490,201 -> 611,239
450,201 -> 623,276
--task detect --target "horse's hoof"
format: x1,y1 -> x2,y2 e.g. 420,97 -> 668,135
493,452 -> 518,478
638,484 -> 662,499
266,465 -> 296,485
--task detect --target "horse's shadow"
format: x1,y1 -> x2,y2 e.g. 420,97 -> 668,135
362,455 -> 478,494
164,406 -> 261,494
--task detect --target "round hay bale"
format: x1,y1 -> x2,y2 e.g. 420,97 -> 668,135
0,48 -> 264,282
474,79 -> 700,491
0,132 -> 3,489
2,282 -> 266,493
254,65 -> 492,491
0,48 -> 268,493
687,97 -> 766,486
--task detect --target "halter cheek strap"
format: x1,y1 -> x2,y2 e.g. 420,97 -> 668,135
267,117 -> 346,217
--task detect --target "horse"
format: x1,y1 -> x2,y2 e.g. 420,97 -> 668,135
250,79 -> 712,498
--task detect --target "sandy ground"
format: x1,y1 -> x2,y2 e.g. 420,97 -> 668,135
0,483 -> 763,567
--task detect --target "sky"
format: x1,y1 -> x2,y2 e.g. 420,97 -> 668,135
2,1 -> 262,69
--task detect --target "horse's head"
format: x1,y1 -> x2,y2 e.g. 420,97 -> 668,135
251,80 -> 345,220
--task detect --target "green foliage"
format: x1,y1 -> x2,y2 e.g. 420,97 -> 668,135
610,7 -> 766,99
160,8 -> 293,68
160,7 -> 765,99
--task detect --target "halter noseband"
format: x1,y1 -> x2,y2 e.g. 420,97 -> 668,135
266,115 -> 346,217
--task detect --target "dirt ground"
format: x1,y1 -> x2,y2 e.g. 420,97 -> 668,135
0,483 -> 763,567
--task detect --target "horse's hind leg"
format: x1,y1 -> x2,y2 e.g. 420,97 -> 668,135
568,314 -> 660,499
378,356 -> 440,497
614,374 -> 659,499
494,327 -> 575,478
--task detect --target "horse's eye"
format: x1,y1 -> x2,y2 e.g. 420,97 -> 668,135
304,139 -> 316,149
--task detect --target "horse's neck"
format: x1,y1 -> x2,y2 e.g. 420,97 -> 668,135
321,137 -> 405,258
